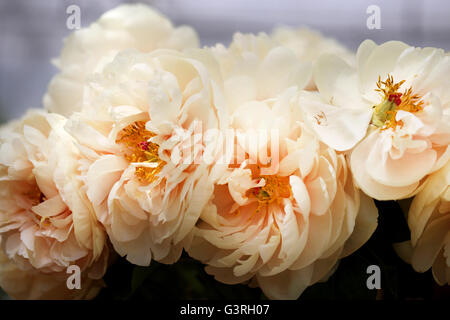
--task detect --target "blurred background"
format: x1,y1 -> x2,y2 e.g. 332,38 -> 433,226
0,0 -> 449,122
0,0 -> 449,300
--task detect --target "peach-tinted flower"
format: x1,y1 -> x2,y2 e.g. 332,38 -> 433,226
300,40 -> 450,200
66,48 -> 226,266
44,4 -> 199,117
0,110 -> 108,294
186,37 -> 378,299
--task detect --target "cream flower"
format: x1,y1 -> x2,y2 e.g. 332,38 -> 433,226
0,110 -> 108,286
407,161 -> 450,285
300,40 -> 450,200
271,26 -> 355,66
186,36 -> 378,299
66,48 -> 226,266
44,4 -> 199,117
0,247 -> 103,300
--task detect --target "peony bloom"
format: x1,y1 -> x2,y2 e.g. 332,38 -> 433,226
65,48 -> 227,266
186,34 -> 378,300
44,4 -> 199,117
0,110 -> 108,298
406,161 -> 450,285
300,40 -> 450,200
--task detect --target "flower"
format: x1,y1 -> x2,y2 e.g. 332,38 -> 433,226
44,4 -> 199,117
300,40 -> 450,200
0,110 -> 108,296
186,35 -> 378,300
407,161 -> 450,285
65,48 -> 226,266
0,248 -> 103,300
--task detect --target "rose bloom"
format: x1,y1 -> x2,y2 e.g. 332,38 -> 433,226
406,161 -> 450,285
186,35 -> 378,300
0,110 -> 108,299
44,3 -> 199,117
300,40 -> 450,200
65,48 -> 226,266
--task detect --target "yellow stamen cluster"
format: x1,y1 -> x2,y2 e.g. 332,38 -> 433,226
116,121 -> 165,184
246,164 -> 292,213
372,75 -> 424,130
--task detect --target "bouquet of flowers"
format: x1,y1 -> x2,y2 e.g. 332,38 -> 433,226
0,4 -> 448,300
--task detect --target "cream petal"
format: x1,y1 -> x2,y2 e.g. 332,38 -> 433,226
299,91 -> 372,151
411,215 -> 450,272
148,71 -> 182,127
395,47 -> 441,90
174,171 -> 214,244
20,225 -> 37,251
431,248 -> 450,285
356,39 -> 377,73
290,209 -> 332,270
256,264 -> 314,300
320,186 -> 349,257
258,232 -> 281,265
234,253 -> 260,277
232,101 -> 274,131
358,40 -> 409,100
314,54 -> 366,108
408,161 -> 450,244
290,175 -> 311,216
65,114 -> 117,152
262,203 -> 304,275
86,155 -> 128,206
33,164 -> 58,199
109,200 -> 147,242
350,132 -> 420,200
44,73 -> 84,116
23,125 -> 48,148
31,195 -> 67,218
342,193 -> 378,257
224,75 -> 257,113
205,265 -> 254,285
366,133 -> 436,187
258,46 -> 309,98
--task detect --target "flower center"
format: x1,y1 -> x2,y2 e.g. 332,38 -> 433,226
25,183 -> 52,227
116,121 -> 165,183
371,75 -> 424,130
27,184 -> 46,206
246,164 -> 292,212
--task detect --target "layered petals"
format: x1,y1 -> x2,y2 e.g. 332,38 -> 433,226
67,48 -> 225,266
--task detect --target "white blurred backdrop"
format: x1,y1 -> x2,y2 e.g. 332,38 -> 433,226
0,0 -> 449,121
